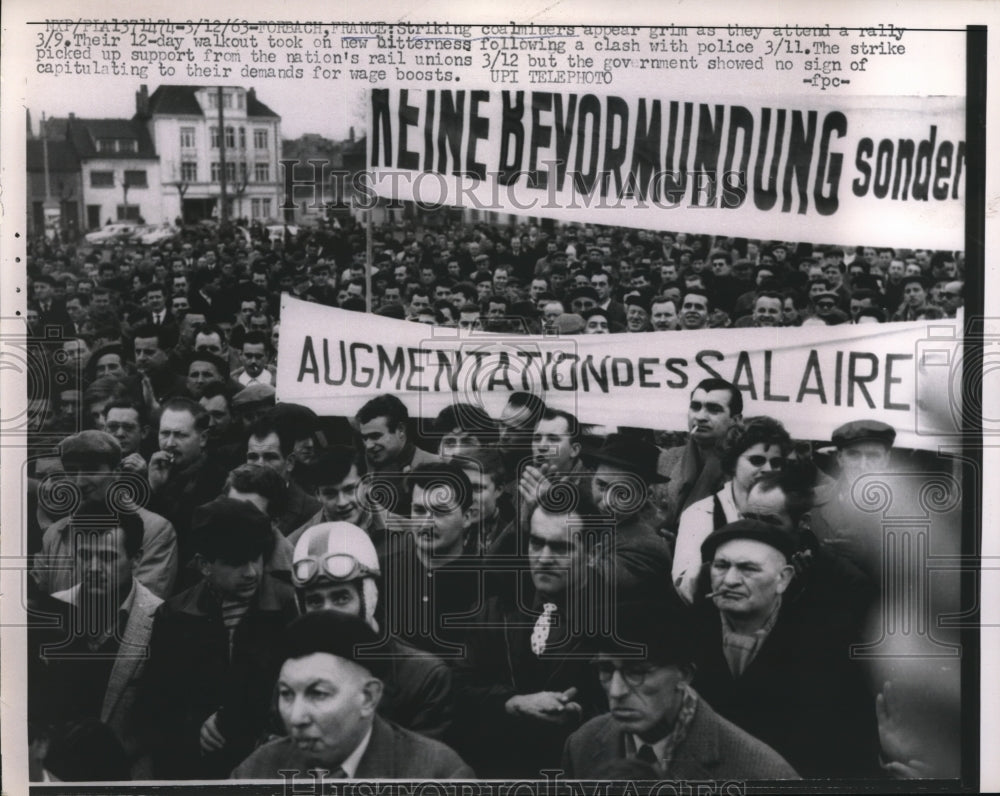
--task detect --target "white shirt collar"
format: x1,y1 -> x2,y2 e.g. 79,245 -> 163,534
339,724 -> 373,778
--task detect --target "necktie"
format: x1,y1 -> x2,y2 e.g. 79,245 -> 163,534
530,602 -> 557,656
636,744 -> 659,767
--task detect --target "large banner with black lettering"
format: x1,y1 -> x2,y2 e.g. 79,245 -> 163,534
276,296 -> 961,449
366,88 -> 964,250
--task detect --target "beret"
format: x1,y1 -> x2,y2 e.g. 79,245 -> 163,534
59,430 -> 121,465
700,518 -> 797,563
282,611 -> 388,679
191,496 -> 272,550
831,419 -> 896,449
232,382 -> 276,408
553,313 -> 585,334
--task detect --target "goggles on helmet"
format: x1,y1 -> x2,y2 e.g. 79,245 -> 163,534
292,553 -> 378,587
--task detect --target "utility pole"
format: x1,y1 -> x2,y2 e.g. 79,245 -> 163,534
218,86 -> 228,225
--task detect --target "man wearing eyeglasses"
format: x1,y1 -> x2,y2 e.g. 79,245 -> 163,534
103,398 -> 154,475
562,604 -> 797,779
288,522 -> 453,741
938,280 -> 964,320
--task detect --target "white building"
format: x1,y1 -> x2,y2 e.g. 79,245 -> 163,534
138,84 -> 282,224
66,116 -> 162,229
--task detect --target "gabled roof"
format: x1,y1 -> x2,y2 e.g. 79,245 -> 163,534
26,139 -> 80,172
145,85 -> 279,118
246,91 -> 279,118
146,85 -> 205,115
66,118 -> 158,159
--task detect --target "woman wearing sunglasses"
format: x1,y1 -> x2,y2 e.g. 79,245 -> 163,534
671,417 -> 792,604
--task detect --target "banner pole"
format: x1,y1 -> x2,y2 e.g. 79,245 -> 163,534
365,207 -> 373,313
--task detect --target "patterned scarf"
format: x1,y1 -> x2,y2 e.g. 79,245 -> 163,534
659,684 -> 699,775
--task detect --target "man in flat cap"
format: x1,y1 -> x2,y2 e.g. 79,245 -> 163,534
231,383 -> 276,433
32,430 -> 178,599
690,520 -> 880,778
138,497 -> 297,779
809,419 -> 896,581
231,612 -> 473,779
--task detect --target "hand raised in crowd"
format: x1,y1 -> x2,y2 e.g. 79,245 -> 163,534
876,681 -> 933,778
199,710 -> 227,754
120,452 -> 148,476
140,374 -> 161,415
505,687 -> 582,725
518,462 -> 554,512
147,451 -> 174,491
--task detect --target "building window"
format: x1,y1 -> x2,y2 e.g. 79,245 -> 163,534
210,127 -> 219,148
254,129 -> 268,149
239,127 -> 246,149
254,162 -> 270,182
90,171 -> 114,188
119,139 -> 137,153
237,93 -> 245,110
240,162 -> 249,184
124,170 -> 148,188
225,127 -> 235,148
97,139 -> 116,153
116,204 -> 141,221
180,127 -> 196,148
212,163 -> 237,182
207,92 -> 232,109
181,161 -> 198,182
251,198 -> 272,219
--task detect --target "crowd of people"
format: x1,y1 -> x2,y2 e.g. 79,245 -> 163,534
23,217 -> 964,783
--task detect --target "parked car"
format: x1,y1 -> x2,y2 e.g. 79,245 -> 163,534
84,222 -> 138,245
139,223 -> 180,245
123,224 -> 157,244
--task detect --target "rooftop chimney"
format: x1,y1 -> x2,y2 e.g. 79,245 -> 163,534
136,84 -> 149,117
349,126 -> 355,142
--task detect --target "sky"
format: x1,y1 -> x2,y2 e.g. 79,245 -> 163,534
24,75 -> 367,142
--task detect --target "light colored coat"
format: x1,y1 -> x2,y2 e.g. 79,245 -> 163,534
52,580 -> 163,774
34,507 -> 178,598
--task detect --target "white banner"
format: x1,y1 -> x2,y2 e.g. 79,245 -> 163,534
276,296 -> 962,450
367,89 -> 965,250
